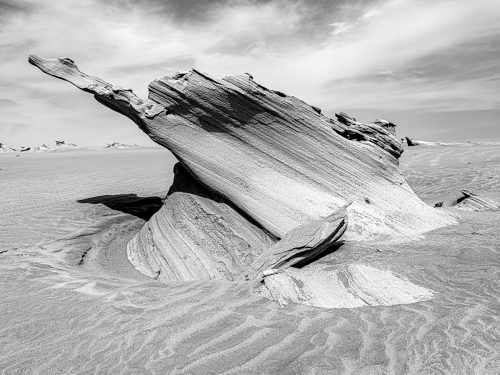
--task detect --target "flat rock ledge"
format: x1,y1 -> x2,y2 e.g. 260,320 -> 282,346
30,55 -> 454,308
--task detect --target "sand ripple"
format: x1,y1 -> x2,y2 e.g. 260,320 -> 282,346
1,146 -> 499,374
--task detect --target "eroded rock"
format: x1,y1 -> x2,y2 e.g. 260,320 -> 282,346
334,112 -> 403,158
454,190 -> 499,211
252,204 -> 348,279
29,56 -> 455,241
0,143 -> 16,152
261,263 -> 434,308
127,163 -> 275,282
30,55 -> 456,305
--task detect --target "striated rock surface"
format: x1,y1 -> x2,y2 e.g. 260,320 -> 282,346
30,55 -> 456,302
128,163 -> 275,282
372,118 -> 397,137
105,142 -> 138,149
32,143 -> 52,152
454,190 -> 499,211
404,137 -> 471,147
334,112 -> 402,158
261,263 -> 434,308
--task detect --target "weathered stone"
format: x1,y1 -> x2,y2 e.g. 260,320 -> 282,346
29,55 -> 457,287
454,190 -> 499,211
261,263 -> 435,308
253,203 -> 348,278
0,142 -> 16,152
334,112 -> 403,158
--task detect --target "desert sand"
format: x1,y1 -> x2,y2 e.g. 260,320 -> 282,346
1,144 -> 499,374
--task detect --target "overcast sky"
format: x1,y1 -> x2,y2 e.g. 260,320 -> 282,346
1,0 -> 499,147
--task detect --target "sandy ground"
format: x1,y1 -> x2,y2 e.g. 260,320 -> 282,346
0,145 -> 499,374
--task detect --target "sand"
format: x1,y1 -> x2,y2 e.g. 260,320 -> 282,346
1,145 -> 499,374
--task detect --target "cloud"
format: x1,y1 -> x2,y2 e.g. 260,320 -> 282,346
0,0 -> 499,146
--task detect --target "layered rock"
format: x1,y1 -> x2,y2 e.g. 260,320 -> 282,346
454,190 -> 499,211
404,137 -> 469,147
261,263 -> 435,308
29,56 -> 456,296
0,143 -> 17,152
105,142 -> 138,149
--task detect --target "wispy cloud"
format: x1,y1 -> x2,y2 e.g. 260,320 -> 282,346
0,0 -> 499,146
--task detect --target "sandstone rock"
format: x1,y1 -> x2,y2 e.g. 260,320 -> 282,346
405,137 -> 418,146
54,140 -> 78,150
404,138 -> 470,147
454,190 -> 499,211
252,203 -> 348,279
105,142 -> 137,149
29,56 -> 455,239
29,55 -> 456,289
0,143 -> 17,152
29,141 -> 78,152
334,112 -> 403,158
32,144 -> 52,152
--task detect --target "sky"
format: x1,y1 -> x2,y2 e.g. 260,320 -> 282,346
1,0 -> 499,147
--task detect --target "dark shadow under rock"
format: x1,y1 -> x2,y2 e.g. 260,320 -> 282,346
78,194 -> 164,220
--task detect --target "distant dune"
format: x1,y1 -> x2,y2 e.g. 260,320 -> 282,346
0,54 -> 496,373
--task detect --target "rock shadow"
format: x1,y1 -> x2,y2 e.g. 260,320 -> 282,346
291,241 -> 345,269
78,194 -> 164,220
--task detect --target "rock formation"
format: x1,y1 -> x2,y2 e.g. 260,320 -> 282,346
54,140 -> 78,150
127,163 -> 276,282
404,137 -> 470,147
29,55 -> 456,306
405,137 -> 418,146
261,263 -> 435,308
435,190 -> 499,211
32,144 -> 52,152
105,142 -> 137,149
372,118 -> 397,137
335,112 -> 402,157
0,143 -> 17,152
454,190 -> 499,211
